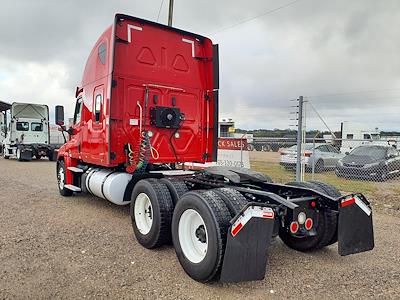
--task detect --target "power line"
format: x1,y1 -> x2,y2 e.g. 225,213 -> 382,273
308,95 -> 400,104
209,0 -> 304,35
156,0 -> 165,22
307,88 -> 400,98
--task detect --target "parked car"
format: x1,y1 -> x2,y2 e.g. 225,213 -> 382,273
280,143 -> 344,172
335,145 -> 400,181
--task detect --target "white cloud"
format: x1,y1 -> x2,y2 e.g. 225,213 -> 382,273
0,59 -> 74,120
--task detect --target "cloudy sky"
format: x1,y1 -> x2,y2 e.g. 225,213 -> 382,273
1,0 -> 399,131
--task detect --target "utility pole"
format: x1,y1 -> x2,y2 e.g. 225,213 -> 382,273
296,96 -> 304,182
168,0 -> 174,27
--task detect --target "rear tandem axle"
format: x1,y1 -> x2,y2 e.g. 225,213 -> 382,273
57,164 -> 374,283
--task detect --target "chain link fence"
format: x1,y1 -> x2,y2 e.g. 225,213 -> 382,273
249,137 -> 400,211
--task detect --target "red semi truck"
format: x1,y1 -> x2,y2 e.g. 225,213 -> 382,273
55,14 -> 374,283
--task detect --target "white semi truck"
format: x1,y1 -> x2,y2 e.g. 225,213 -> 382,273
1,102 -> 57,161
340,121 -> 397,153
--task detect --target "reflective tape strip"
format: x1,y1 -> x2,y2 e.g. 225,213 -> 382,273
182,38 -> 195,57
341,197 -> 355,207
341,196 -> 371,216
231,206 -> 274,237
355,197 -> 372,216
127,24 -> 143,43
231,223 -> 243,236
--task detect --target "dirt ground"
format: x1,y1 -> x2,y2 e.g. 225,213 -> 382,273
250,151 -> 281,163
1,157 -> 400,299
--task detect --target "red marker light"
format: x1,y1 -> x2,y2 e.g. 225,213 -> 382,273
310,201 -> 316,208
305,218 -> 313,230
290,221 -> 299,234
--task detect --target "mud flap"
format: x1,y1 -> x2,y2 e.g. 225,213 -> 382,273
220,205 -> 275,283
21,149 -> 33,161
338,194 -> 374,256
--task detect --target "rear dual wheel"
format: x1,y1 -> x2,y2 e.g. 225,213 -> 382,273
279,181 -> 341,252
172,190 -> 231,282
130,182 -> 244,282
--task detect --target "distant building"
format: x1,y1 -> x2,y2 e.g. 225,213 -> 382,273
219,118 -> 235,137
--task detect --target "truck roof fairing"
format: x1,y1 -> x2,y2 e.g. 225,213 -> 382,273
0,100 -> 11,112
11,103 -> 49,120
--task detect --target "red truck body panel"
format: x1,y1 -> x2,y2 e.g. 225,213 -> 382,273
59,14 -> 218,171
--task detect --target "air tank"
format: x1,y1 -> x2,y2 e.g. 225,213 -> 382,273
85,168 -> 132,205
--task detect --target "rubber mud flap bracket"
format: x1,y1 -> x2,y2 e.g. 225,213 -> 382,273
338,194 -> 374,256
220,205 -> 275,283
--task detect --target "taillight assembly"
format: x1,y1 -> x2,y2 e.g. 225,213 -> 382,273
290,221 -> 299,234
305,218 -> 313,230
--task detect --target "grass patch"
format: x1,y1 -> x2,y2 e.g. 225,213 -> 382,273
251,157 -> 399,213
251,160 -> 384,196
251,161 -> 295,183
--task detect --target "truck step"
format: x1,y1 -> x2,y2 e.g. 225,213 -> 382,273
67,167 -> 84,173
64,184 -> 82,192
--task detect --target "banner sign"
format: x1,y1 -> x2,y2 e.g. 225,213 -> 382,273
188,138 -> 250,169
216,138 -> 250,168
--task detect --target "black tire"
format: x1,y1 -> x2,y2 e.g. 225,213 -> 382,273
131,179 -> 174,249
16,148 -> 24,161
262,174 -> 273,183
378,167 -> 388,182
279,181 -> 337,251
308,181 -> 342,198
314,160 -> 324,173
212,187 -> 248,217
48,150 -> 56,161
308,181 -> 342,246
56,160 -> 73,197
261,145 -> 270,152
172,190 -> 231,282
159,178 -> 189,205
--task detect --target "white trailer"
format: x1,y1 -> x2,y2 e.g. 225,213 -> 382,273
340,121 -> 388,153
2,102 -> 56,161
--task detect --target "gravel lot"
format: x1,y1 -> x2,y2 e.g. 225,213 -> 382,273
1,157 -> 400,299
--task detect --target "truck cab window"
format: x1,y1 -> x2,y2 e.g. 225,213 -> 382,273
371,134 -> 380,140
94,94 -> 102,123
31,122 -> 43,131
346,134 -> 354,139
98,42 -> 107,65
364,134 -> 371,140
16,121 -> 29,131
74,98 -> 83,125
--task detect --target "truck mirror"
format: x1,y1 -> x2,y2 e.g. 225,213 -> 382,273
66,127 -> 74,136
55,105 -> 65,126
